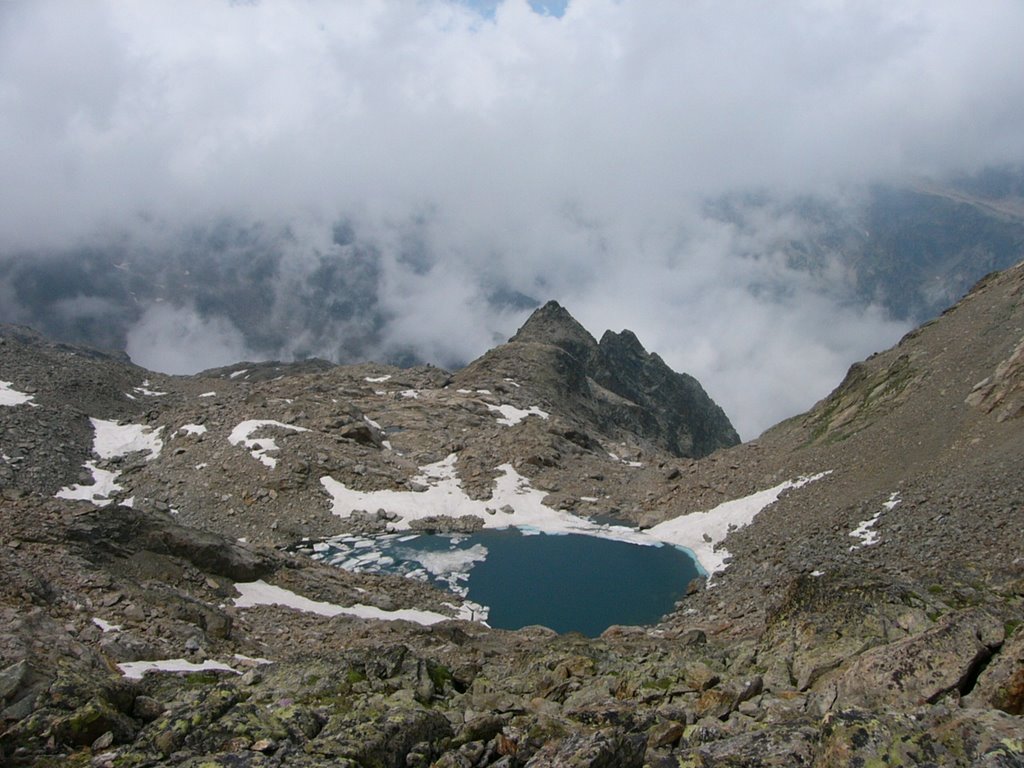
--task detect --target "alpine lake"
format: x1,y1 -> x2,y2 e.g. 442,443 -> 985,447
299,527 -> 703,637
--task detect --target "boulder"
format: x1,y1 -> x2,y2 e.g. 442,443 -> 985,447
523,728 -> 647,768
829,608 -> 1004,710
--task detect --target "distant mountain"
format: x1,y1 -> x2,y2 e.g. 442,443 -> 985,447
706,167 -> 1024,324
455,300 -> 739,458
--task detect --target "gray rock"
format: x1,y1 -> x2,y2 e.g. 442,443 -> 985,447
524,728 -> 647,768
0,660 -> 29,702
830,608 -> 1005,710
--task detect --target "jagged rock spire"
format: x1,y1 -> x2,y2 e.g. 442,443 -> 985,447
476,301 -> 741,458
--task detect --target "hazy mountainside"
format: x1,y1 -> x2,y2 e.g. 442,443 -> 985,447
1,266 -> 1024,765
705,169 -> 1024,324
2,169 -> 1023,372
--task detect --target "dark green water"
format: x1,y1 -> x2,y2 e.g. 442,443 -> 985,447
305,528 -> 701,637
465,529 -> 699,636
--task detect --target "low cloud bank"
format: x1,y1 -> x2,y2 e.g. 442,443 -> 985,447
2,1 -> 1022,436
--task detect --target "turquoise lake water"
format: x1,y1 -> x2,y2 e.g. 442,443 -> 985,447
305,528 -> 700,636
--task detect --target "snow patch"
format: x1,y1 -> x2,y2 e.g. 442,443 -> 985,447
199,391 -> 217,398
229,369 -> 248,379
321,455 -> 830,579
56,420 -> 163,504
365,375 -> 391,383
0,381 -> 36,407
233,653 -> 273,666
232,580 -> 455,626
134,380 -> 167,397
117,659 -> 241,680
56,462 -> 123,506
849,492 -> 899,550
179,423 -> 207,436
608,451 -> 643,468
400,389 -> 420,399
92,418 -> 164,461
322,454 -> 656,545
647,473 -> 830,578
228,420 -> 309,469
486,403 -> 550,427
92,617 -> 122,632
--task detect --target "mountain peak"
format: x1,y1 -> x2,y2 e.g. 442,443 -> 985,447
509,300 -> 599,362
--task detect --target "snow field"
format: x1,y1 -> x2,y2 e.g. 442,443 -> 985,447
320,454 -> 831,578
232,579 -> 457,626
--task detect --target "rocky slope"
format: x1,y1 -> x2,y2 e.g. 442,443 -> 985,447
0,276 -> 1023,766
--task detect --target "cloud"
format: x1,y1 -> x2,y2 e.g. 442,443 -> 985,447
1,0 -> 1022,436
125,303 -> 252,375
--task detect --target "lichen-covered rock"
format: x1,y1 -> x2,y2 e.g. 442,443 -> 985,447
970,624 -> 1024,715
523,727 -> 647,768
760,574 -> 932,695
829,608 -> 1004,710
818,706 -> 1024,767
676,725 -> 818,766
312,697 -> 452,767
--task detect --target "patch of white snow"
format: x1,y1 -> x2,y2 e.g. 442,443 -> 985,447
92,418 -> 164,461
365,375 -> 391,383
647,472 -> 832,579
321,455 -> 830,581
56,462 -> 123,507
233,653 -> 273,666
0,381 -> 36,407
134,380 -> 167,396
228,420 -> 309,469
232,580 -> 455,626
117,659 -> 241,680
486,403 -> 550,427
179,424 -> 207,436
850,492 -> 900,550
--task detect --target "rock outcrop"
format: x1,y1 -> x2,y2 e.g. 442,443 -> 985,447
457,300 -> 739,459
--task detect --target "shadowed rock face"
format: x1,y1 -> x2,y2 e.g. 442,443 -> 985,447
503,300 -> 740,458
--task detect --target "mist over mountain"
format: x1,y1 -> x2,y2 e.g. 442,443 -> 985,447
2,1 -> 1023,437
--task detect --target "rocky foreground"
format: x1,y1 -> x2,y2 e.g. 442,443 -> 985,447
1,265 -> 1024,766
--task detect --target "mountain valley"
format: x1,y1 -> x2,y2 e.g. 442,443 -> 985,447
2,260 -> 1024,766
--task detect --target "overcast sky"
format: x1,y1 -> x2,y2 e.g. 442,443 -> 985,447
2,1 -> 1023,437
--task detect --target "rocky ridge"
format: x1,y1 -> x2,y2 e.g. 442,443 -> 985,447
0,275 -> 1023,766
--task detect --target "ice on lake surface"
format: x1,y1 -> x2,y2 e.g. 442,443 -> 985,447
303,528 -> 700,637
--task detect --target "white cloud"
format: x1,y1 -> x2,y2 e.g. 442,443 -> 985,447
125,303 -> 252,374
2,0 -> 1022,435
